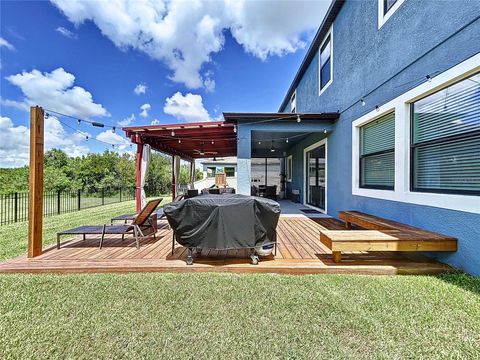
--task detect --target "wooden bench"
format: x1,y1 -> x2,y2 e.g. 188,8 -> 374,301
319,211 -> 457,263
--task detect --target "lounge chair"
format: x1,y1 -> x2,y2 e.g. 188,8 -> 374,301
110,195 -> 184,224
111,208 -> 165,224
57,198 -> 162,249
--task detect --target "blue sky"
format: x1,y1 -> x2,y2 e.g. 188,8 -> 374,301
0,0 -> 331,167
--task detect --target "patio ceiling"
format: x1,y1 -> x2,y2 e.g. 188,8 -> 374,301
123,121 -> 237,160
123,112 -> 338,160
251,131 -> 312,157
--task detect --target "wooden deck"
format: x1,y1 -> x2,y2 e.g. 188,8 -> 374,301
0,217 -> 455,275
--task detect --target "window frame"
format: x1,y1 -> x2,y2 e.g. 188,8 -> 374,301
290,90 -> 296,113
351,54 -> 480,214
318,27 -> 333,96
358,112 -> 395,191
409,77 -> 480,196
378,0 -> 406,29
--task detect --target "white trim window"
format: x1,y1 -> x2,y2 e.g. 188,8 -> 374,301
290,90 -> 296,113
352,53 -> 480,214
378,0 -> 406,29
318,27 -> 333,95
359,112 -> 395,190
410,73 -> 480,196
286,155 -> 293,182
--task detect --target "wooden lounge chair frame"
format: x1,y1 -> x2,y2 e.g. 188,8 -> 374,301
57,199 -> 162,249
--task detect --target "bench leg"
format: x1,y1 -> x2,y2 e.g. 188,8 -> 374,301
345,221 -> 351,229
57,234 -> 61,249
332,251 -> 342,263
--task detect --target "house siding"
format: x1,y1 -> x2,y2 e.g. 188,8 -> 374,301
283,0 -> 480,274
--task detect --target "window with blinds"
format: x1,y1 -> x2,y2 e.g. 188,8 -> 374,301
411,73 -> 480,195
360,112 -> 395,189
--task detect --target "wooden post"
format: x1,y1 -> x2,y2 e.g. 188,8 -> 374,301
28,106 -> 44,258
171,155 -> 176,200
135,143 -> 143,213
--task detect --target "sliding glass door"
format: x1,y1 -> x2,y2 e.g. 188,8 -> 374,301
305,143 -> 326,210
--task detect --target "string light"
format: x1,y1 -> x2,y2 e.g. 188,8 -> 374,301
211,140 -> 214,145
296,115 -> 301,123
360,98 -> 366,106
270,140 -> 275,152
426,74 -> 432,82
375,105 -> 380,112
286,138 -> 289,143
171,130 -> 175,136
258,141 -> 261,145
323,129 -> 327,134
233,125 -> 237,133
44,108 -> 115,130
112,127 -> 116,133
178,139 -> 181,144
45,112 -> 50,119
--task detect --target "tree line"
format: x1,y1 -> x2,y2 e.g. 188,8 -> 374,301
0,149 -> 202,194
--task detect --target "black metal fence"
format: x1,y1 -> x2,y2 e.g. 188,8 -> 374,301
0,187 -> 141,226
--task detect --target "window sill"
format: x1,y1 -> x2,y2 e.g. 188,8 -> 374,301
352,186 -> 480,214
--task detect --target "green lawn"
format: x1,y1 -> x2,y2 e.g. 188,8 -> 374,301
0,273 -> 478,359
0,202 -> 479,359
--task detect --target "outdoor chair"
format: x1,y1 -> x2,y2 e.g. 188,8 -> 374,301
185,189 -> 199,198
265,185 -> 277,201
57,198 -> 162,249
110,194 -> 185,224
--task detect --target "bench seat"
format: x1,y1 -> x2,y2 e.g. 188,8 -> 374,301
321,211 -> 457,263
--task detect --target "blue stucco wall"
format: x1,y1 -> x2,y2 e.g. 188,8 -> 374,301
281,0 -> 480,274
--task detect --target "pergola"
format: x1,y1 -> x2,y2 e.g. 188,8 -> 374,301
123,121 -> 237,211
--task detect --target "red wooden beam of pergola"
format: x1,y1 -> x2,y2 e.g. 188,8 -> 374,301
124,120 -> 238,210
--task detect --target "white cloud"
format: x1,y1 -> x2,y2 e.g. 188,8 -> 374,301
164,92 -> 218,123
96,130 -> 130,150
51,0 -> 330,89
139,103 -> 151,118
118,113 -> 135,127
3,67 -> 108,119
56,26 -> 77,38
151,119 -> 160,125
0,37 -> 15,50
133,83 -> 147,95
0,115 -> 90,167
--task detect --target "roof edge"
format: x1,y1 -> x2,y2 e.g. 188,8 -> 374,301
278,0 -> 345,112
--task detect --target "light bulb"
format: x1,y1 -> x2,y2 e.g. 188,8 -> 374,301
171,130 -> 175,136
296,115 -> 301,123
360,98 -> 366,106
286,138 -> 289,143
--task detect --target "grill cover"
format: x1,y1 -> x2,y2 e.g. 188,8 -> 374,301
164,194 -> 280,249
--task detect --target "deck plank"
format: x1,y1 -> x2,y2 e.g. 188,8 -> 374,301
0,216 -> 456,275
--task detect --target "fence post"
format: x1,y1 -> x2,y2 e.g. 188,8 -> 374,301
119,188 -> 122,202
14,192 -> 18,223
77,189 -> 81,210
102,188 -> 105,206
57,190 -> 61,215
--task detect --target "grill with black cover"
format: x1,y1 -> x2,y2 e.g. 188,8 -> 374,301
164,194 -> 280,265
